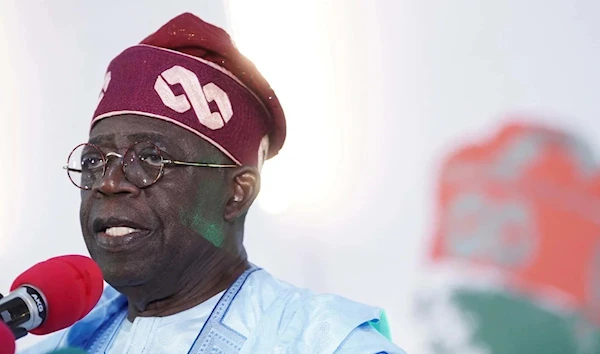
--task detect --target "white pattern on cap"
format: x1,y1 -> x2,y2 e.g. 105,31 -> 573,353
97,71 -> 111,105
154,65 -> 233,130
257,135 -> 270,171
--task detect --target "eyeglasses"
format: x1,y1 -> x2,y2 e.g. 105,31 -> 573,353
64,141 -> 237,190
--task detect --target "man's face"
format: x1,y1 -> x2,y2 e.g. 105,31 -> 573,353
79,114 -> 233,288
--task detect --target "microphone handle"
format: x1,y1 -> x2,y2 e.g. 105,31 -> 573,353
0,286 -> 47,339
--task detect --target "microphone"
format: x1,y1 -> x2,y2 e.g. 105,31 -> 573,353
0,321 -> 15,354
0,255 -> 103,339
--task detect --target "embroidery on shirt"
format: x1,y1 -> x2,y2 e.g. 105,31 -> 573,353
187,266 -> 260,354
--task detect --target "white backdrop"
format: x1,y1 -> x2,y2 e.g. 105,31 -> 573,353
1,0 -> 600,352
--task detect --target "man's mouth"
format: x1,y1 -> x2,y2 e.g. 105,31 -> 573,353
93,218 -> 152,252
105,226 -> 140,237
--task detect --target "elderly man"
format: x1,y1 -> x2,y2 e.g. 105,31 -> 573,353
23,13 -> 404,354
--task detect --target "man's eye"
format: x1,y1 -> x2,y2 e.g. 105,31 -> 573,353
139,148 -> 163,167
81,156 -> 105,170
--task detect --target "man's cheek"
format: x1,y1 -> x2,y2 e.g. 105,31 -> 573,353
177,204 -> 226,248
79,199 -> 90,232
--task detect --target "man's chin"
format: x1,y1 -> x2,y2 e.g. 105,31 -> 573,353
94,258 -> 153,289
102,269 -> 148,289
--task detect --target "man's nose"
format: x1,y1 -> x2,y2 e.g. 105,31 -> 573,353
95,155 -> 140,196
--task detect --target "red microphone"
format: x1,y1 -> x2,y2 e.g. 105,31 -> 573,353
0,321 -> 15,354
1,255 -> 103,339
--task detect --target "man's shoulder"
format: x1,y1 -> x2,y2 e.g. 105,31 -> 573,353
239,269 -> 404,353
248,268 -> 381,317
17,286 -> 126,353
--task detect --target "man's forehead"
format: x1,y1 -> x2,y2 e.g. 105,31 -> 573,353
88,132 -> 167,145
88,115 -> 188,146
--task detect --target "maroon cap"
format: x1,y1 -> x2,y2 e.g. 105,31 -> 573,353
92,13 -> 286,166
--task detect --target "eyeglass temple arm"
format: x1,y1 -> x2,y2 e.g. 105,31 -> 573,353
63,166 -> 82,173
163,160 -> 237,168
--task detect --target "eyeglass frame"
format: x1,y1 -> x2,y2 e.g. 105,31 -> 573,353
63,141 -> 238,190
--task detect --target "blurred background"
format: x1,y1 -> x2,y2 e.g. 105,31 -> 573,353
1,0 -> 600,352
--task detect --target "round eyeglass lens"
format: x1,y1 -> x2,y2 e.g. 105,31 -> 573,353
67,143 -> 106,190
122,141 -> 164,188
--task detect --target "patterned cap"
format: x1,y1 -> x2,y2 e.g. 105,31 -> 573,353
92,13 -> 286,167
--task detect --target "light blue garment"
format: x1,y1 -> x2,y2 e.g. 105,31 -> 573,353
107,289 -> 223,352
19,267 -> 405,354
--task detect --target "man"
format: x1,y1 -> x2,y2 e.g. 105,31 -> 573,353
22,12 -> 404,354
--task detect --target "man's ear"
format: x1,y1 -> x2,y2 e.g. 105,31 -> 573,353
224,166 -> 261,221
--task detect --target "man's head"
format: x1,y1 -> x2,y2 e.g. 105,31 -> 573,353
79,114 -> 259,287
75,13 -> 285,292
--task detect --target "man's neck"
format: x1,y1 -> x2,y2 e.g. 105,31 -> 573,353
122,256 -> 250,322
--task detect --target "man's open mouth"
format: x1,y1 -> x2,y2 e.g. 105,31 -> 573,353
92,217 -> 152,251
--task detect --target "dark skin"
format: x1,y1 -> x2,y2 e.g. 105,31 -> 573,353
79,114 -> 260,321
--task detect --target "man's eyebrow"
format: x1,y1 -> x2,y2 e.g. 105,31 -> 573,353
88,134 -> 115,146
